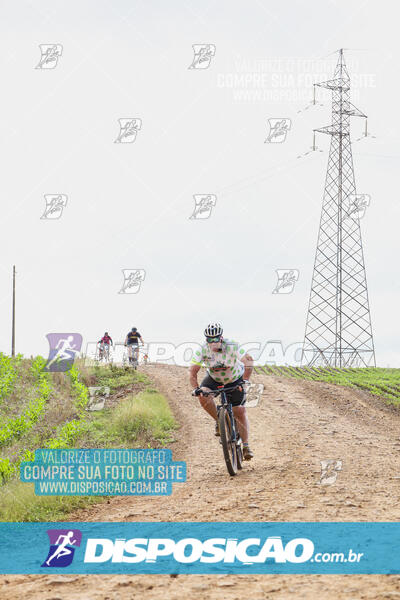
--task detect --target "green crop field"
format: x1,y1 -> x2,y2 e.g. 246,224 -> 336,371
255,365 -> 400,405
0,356 -> 177,521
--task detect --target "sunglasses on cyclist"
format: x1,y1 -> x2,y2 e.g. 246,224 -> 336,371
206,336 -> 222,343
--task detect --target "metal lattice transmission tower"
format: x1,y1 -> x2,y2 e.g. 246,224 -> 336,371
302,49 -> 376,368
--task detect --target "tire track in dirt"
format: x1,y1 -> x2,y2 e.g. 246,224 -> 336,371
2,365 -> 400,599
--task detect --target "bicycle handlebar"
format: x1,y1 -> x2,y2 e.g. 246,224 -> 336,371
192,381 -> 249,397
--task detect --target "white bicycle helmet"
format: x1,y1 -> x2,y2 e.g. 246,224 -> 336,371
204,322 -> 223,337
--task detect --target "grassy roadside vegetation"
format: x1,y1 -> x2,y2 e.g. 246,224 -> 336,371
0,359 -> 178,522
255,365 -> 400,406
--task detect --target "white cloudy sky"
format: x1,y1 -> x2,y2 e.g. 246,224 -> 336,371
0,0 -> 398,366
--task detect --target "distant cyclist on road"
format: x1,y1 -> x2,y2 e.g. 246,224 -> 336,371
189,322 -> 254,460
124,327 -> 144,364
97,332 -> 113,360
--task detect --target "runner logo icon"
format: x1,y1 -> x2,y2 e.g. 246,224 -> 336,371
41,529 -> 82,568
44,333 -> 83,372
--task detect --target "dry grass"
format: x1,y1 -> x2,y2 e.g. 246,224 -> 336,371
0,361 -> 177,521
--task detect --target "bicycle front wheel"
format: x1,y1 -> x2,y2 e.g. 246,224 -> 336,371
219,408 -> 237,476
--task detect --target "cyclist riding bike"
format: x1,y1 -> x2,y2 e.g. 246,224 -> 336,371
97,332 -> 113,359
189,322 -> 254,460
124,327 -> 144,364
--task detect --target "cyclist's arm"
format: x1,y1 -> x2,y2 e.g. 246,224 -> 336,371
189,363 -> 201,388
241,353 -> 254,380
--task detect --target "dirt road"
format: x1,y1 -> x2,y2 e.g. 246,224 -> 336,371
2,365 -> 400,599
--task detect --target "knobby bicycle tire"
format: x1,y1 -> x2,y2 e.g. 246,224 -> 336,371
219,407 -> 237,476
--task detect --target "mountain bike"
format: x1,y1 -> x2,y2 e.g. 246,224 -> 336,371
131,348 -> 139,370
97,343 -> 113,364
101,343 -> 111,362
126,344 -> 144,369
193,382 -> 247,476
96,343 -> 106,362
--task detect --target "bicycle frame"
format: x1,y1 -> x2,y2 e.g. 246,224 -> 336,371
97,343 -> 111,362
126,344 -> 145,368
127,344 -> 139,359
215,384 -> 246,443
203,382 -> 247,407
199,382 -> 247,476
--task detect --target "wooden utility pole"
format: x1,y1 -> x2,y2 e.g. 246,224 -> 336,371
11,266 -> 15,357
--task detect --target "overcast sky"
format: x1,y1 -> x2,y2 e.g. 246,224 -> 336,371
0,0 -> 398,366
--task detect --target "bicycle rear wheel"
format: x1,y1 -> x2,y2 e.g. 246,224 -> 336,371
219,408 -> 237,476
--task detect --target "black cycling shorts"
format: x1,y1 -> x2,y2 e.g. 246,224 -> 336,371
200,374 -> 245,406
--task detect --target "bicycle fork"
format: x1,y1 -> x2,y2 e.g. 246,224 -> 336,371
218,403 -> 241,446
